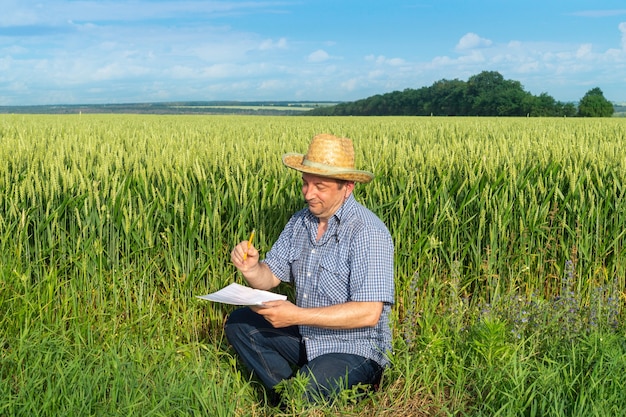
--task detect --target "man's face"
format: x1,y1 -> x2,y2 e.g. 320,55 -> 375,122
301,173 -> 354,221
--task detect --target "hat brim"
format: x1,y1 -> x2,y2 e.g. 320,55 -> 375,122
283,153 -> 374,183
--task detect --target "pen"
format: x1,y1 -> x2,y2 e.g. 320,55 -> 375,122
243,229 -> 255,261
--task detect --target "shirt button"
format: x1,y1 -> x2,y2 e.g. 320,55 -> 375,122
311,249 -> 316,254
307,272 -> 311,277
303,294 -> 308,298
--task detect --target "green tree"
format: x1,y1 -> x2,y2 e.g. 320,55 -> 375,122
558,102 -> 577,117
428,79 -> 468,116
466,71 -> 530,116
305,71 -> 591,117
577,87 -> 614,117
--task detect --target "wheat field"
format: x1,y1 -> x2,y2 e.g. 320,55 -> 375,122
1,114 -> 625,416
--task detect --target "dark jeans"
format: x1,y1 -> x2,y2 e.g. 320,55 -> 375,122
224,307 -> 383,402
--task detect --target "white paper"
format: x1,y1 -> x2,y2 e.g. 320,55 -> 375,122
196,282 -> 287,306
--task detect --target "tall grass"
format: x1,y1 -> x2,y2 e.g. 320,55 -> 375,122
1,114 -> 624,416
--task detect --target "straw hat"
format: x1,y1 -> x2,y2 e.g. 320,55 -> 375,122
282,133 -> 374,183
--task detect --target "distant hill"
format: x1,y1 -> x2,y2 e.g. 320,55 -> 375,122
2,97 -> 623,117
0,101 -> 340,115
614,104 -> 626,117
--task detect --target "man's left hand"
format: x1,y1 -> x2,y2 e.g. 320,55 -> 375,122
251,300 -> 299,328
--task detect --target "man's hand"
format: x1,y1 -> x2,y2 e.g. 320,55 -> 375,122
231,240 -> 259,271
230,241 -> 281,290
251,300 -> 299,328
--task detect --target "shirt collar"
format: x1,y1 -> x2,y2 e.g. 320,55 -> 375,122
303,194 -> 357,244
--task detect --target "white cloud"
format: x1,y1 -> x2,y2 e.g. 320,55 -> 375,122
259,37 -> 287,51
368,70 -> 385,78
575,43 -> 593,59
386,58 -> 405,66
91,62 -> 150,81
364,55 -> 405,66
307,49 -> 329,62
201,63 -> 243,78
457,50 -> 486,64
258,79 -> 284,91
341,78 -> 358,91
455,33 -> 493,51
169,65 -> 198,79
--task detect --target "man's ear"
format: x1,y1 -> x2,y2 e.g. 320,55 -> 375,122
344,181 -> 356,198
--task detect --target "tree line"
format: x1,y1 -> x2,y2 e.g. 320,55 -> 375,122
306,71 -> 615,117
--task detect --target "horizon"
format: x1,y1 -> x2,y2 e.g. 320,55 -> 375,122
3,94 -> 626,109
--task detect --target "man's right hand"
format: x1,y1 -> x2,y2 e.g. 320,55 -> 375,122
231,240 -> 259,271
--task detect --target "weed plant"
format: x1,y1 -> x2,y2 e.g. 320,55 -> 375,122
0,115 -> 624,416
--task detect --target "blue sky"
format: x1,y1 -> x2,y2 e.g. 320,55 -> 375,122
1,0 -> 626,106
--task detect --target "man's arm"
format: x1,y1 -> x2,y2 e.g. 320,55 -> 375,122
253,300 -> 384,329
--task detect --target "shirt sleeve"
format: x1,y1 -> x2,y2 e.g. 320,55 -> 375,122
261,211 -> 301,283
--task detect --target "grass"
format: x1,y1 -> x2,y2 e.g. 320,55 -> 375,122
0,114 -> 625,416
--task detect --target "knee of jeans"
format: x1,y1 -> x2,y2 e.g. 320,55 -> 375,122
224,308 -> 252,339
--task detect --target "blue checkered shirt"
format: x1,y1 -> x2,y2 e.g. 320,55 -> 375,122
262,194 -> 394,367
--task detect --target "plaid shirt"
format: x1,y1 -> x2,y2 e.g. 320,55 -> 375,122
262,195 -> 394,367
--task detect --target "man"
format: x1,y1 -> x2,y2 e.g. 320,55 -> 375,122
225,133 -> 394,403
